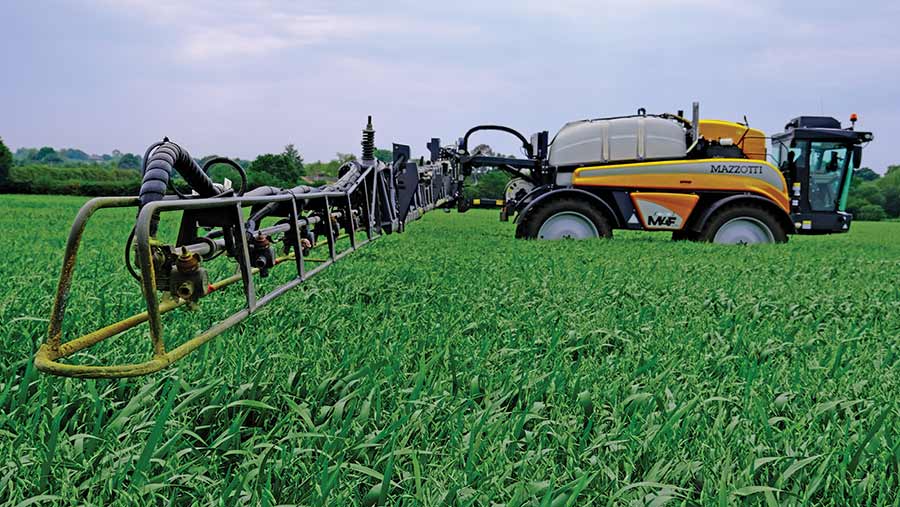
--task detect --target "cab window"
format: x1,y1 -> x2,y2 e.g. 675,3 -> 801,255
808,142 -> 849,212
776,140 -> 807,186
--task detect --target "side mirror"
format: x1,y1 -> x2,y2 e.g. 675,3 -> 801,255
852,146 -> 862,169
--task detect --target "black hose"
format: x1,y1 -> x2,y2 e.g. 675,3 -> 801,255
243,186 -> 282,197
139,141 -> 221,236
246,184 -> 315,226
124,226 -> 140,281
139,141 -> 218,210
141,140 -> 166,177
203,157 -> 248,196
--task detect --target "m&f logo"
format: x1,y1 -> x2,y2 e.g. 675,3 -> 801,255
647,215 -> 677,227
634,198 -> 684,229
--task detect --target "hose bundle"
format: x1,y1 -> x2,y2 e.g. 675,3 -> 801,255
139,142 -> 219,209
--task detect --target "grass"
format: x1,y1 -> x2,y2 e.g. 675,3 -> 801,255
0,193 -> 898,506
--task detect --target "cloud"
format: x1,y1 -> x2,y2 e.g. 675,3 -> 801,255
181,15 -> 361,61
518,0 -> 728,19
88,1 -> 380,61
87,0 -> 478,63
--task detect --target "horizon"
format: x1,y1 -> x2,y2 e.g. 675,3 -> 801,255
2,1 -> 898,173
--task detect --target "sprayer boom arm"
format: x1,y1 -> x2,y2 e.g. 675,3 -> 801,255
35,119 -> 460,378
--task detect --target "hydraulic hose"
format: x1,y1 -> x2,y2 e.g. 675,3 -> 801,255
139,142 -> 220,236
246,184 -> 314,227
203,157 -> 248,197
139,142 -> 219,210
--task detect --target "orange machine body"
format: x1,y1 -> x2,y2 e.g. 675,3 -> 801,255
571,158 -> 790,215
698,119 -> 767,161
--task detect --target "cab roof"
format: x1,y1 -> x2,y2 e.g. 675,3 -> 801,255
774,116 -> 872,144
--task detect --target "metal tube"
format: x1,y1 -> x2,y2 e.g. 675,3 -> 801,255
324,196 -> 336,260
135,200 -> 166,357
692,101 -> 700,145
182,214 -> 326,257
34,253 -> 293,377
288,196 -> 305,279
234,204 -> 257,311
47,197 -> 137,350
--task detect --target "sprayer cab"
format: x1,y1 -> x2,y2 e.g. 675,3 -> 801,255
771,115 -> 873,233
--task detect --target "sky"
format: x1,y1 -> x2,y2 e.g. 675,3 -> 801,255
2,0 -> 898,172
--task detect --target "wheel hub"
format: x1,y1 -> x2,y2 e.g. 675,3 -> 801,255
537,211 -> 599,240
713,217 -> 775,244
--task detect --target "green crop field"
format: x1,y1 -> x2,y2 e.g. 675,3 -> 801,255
0,194 -> 898,506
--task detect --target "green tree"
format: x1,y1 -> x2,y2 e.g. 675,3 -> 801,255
117,153 -> 141,170
855,182 -> 885,206
306,159 -> 344,178
374,148 -> 392,163
14,147 -> 36,163
60,148 -> 90,161
846,181 -> 885,215
872,165 -> 900,217
856,204 -> 886,221
852,167 -> 880,183
0,137 -> 12,186
466,170 -> 511,200
33,146 -> 63,164
283,144 -> 304,171
250,154 -> 289,183
249,145 -> 305,186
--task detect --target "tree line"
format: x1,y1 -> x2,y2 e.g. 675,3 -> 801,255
0,138 -> 395,196
845,167 -> 900,221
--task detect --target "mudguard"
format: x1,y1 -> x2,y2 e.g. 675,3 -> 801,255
515,187 -> 621,228
688,194 -> 796,234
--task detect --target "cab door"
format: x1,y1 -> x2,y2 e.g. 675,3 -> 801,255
806,142 -> 851,212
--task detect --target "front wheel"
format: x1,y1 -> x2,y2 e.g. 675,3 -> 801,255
516,197 -> 612,240
697,204 -> 788,244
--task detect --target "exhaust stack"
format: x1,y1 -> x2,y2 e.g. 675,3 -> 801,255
691,101 -> 700,145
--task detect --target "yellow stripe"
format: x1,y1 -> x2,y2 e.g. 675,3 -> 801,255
574,157 -> 787,195
577,157 -> 781,173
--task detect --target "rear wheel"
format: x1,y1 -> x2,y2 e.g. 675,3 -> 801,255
698,204 -> 787,244
516,197 -> 612,240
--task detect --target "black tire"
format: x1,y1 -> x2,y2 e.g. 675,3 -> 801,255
697,204 -> 788,244
516,197 -> 612,240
